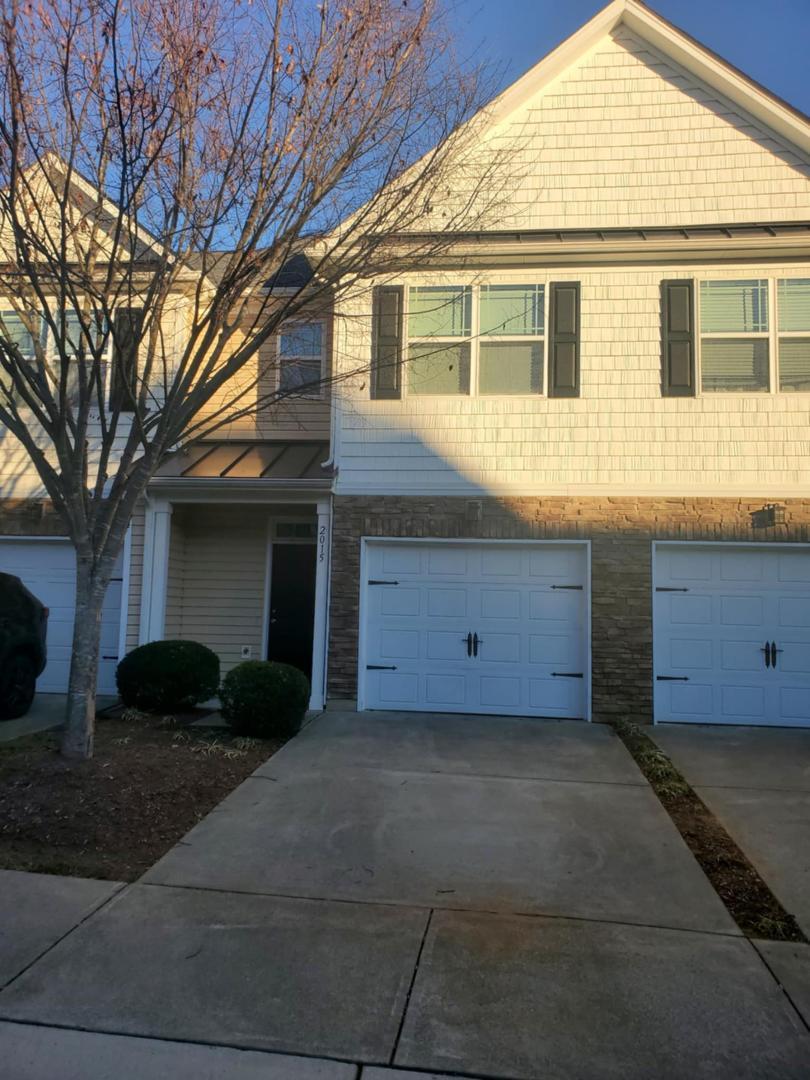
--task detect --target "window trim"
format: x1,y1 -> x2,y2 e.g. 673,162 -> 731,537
277,319 -> 327,399
695,275 -> 810,395
404,283 -> 549,398
47,311 -> 115,408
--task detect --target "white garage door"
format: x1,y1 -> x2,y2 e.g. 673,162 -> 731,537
0,540 -> 123,694
654,544 -> 810,727
360,540 -> 589,718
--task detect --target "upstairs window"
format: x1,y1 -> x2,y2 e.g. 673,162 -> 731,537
695,278 -> 810,394
479,285 -> 544,395
0,311 -> 41,357
777,279 -> 810,391
0,312 -> 43,400
699,280 -> 769,392
407,286 -> 471,395
278,322 -> 324,396
405,284 -> 550,396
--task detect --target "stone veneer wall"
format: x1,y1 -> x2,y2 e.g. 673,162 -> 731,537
0,499 -> 66,537
328,496 -> 810,724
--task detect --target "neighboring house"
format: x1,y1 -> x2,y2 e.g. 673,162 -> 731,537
2,0 -> 809,728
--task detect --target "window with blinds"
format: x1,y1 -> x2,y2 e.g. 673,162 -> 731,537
407,286 -> 472,395
405,283 -> 560,397
278,322 -> 324,396
699,280 -> 769,392
777,279 -> 810,391
0,311 -> 42,355
0,312 -> 42,400
697,278 -> 810,394
479,285 -> 544,395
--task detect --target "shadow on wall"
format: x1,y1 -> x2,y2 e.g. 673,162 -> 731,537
326,417 -> 810,725
0,426 -> 66,537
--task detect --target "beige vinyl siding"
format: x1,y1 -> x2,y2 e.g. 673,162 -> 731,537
194,305 -> 333,442
171,506 -> 268,674
335,262 -> 810,496
416,27 -> 810,232
0,297 -> 189,501
164,516 -> 186,638
125,502 -> 146,652
0,430 -> 50,498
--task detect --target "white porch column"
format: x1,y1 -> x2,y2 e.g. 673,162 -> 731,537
309,497 -> 332,710
139,498 -> 173,644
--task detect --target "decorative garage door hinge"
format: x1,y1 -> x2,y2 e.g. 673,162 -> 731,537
656,675 -> 690,681
368,579 -> 399,585
366,664 -> 397,670
655,587 -> 689,592
551,584 -> 583,590
552,672 -> 584,678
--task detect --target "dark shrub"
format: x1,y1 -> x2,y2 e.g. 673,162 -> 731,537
116,640 -> 220,713
220,660 -> 309,738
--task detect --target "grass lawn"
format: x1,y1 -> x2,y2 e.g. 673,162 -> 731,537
0,711 -> 283,882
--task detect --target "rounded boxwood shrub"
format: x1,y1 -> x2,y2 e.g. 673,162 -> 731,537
116,640 -> 220,713
220,660 -> 309,738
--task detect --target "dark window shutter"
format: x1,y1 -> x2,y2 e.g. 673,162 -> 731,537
548,282 -> 580,397
661,280 -> 695,396
371,285 -> 403,400
110,307 -> 142,411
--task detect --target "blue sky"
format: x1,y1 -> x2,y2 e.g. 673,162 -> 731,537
447,0 -> 810,116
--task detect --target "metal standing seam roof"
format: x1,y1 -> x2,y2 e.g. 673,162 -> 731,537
155,441 -> 332,482
389,222 -> 810,245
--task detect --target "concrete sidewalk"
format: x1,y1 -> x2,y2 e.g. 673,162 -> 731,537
1,712 -> 809,1078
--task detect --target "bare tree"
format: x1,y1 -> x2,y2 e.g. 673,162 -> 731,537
0,0 -> 510,759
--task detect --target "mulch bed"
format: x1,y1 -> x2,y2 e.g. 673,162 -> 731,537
0,711 -> 283,882
612,718 -> 807,943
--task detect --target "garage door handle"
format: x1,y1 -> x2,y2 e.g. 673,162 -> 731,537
771,641 -> 783,668
656,675 -> 689,681
367,665 -> 397,670
761,643 -> 771,668
473,632 -> 481,657
463,632 -> 473,657
552,672 -> 583,678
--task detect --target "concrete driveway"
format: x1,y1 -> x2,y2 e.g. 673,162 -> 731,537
1,711 -> 809,1079
651,724 -> 810,939
0,693 -> 117,743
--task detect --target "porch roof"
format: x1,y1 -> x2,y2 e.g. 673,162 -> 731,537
154,440 -> 332,486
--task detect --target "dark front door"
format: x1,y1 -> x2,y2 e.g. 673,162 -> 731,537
267,544 -> 316,681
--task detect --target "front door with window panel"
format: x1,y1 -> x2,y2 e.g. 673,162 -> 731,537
654,544 -> 810,727
362,540 -> 589,718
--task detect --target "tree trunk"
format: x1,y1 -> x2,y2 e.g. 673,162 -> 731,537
61,557 -> 111,760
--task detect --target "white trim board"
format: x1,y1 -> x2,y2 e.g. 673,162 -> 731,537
334,483 -> 810,499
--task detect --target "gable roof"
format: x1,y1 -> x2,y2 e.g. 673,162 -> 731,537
484,0 -> 810,157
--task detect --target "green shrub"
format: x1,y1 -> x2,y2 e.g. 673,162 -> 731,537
116,640 -> 220,713
220,660 -> 309,738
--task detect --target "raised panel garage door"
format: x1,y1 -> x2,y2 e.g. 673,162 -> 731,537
0,540 -> 123,694
361,540 -> 589,718
654,544 -> 810,727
